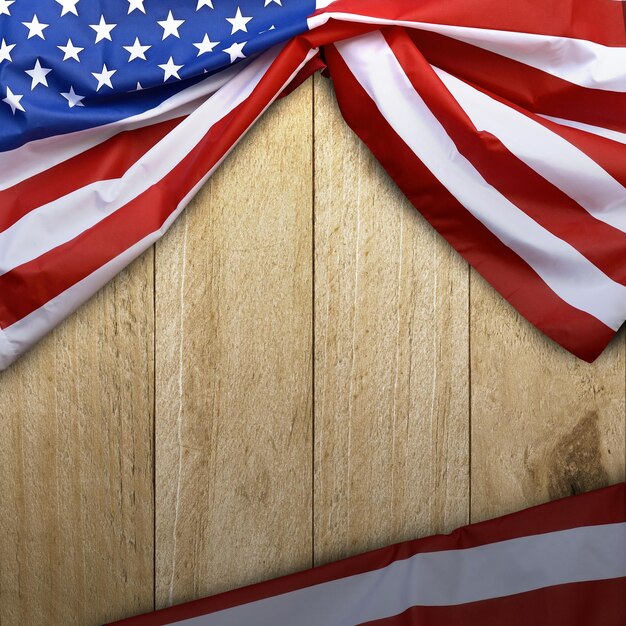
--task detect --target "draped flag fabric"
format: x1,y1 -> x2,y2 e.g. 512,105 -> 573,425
109,483 -> 626,625
0,0 -> 625,369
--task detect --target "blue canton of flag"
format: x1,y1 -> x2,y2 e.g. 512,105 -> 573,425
0,0 -> 315,151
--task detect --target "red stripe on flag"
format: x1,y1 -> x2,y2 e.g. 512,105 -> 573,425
0,117 -> 184,234
324,39 -> 617,363
312,0 -> 626,46
359,578 -> 626,626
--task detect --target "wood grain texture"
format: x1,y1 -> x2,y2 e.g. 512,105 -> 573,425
470,271 -> 626,523
312,76 -> 470,567
0,255 -> 154,626
154,83 -> 314,609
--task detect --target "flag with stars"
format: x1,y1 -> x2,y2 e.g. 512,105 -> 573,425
0,0 -> 625,370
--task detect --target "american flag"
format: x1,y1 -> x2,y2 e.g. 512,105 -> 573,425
109,482 -> 626,625
0,0 -> 625,369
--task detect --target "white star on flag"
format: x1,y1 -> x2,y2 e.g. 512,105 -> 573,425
56,0 -> 80,16
158,56 -> 183,81
3,86 -> 25,114
61,86 -> 85,108
127,0 -> 146,14
0,0 -> 14,16
223,41 -> 246,63
124,37 -> 151,61
90,15 -> 117,43
226,7 -> 252,34
0,38 -> 15,63
194,34 -> 220,56
58,38 -> 84,62
157,11 -> 185,39
25,59 -> 52,90
264,0 -> 282,5
196,0 -> 214,8
92,64 -> 117,91
23,15 -> 49,40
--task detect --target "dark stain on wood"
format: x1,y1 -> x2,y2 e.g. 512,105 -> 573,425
547,411 -> 609,500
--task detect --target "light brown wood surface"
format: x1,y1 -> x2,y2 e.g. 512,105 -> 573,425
0,76 -> 624,625
154,81 -> 313,609
0,256 -> 155,625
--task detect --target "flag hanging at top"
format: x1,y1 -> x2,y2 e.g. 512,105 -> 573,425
0,0 -> 625,369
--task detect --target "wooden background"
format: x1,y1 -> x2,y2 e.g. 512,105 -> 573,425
1,77 -> 624,625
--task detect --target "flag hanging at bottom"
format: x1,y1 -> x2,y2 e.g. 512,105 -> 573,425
109,482 -> 626,625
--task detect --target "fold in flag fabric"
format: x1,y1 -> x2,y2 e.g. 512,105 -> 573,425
0,0 -> 625,368
108,482 -> 626,625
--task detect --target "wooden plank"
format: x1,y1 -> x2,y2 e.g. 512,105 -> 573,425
470,271 -> 626,523
312,76 -> 470,566
155,83 -> 314,609
0,255 -> 155,626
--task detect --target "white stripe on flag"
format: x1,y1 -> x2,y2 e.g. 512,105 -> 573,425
431,66 -> 626,232
335,31 -> 626,330
157,523 -> 626,626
